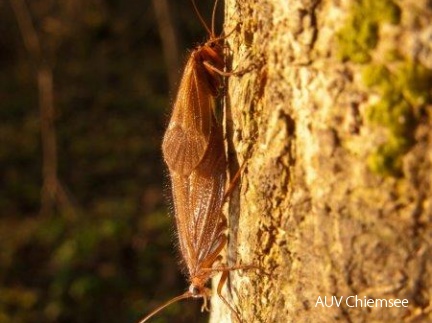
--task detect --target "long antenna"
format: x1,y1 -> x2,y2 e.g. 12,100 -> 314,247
191,0 -> 212,36
137,291 -> 192,323
211,0 -> 220,37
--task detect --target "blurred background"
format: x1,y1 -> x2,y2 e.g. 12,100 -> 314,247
0,0 -> 221,322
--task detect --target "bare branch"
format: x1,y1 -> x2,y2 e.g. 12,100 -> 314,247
152,0 -> 180,92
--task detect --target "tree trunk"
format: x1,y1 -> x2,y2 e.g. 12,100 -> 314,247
211,0 -> 432,322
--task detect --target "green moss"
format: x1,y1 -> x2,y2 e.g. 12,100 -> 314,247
337,0 -> 401,63
363,61 -> 432,177
367,136 -> 409,176
394,62 -> 432,106
337,17 -> 377,63
336,0 -> 431,177
366,93 -> 414,135
370,0 -> 401,24
366,96 -> 414,177
384,49 -> 403,62
362,64 -> 391,87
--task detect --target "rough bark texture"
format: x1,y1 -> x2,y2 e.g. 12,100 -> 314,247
211,0 -> 432,322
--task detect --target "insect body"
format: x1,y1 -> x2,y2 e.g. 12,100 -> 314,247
139,1 -> 248,322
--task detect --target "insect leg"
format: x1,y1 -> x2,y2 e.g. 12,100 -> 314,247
204,58 -> 254,77
203,60 -> 234,77
216,270 -> 242,323
200,287 -> 212,312
223,159 -> 247,202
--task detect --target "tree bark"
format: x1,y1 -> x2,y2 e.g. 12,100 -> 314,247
211,0 -> 432,322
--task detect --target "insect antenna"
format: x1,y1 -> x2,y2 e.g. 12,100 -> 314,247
137,291 -> 192,323
191,0 -> 212,36
211,0 -> 220,37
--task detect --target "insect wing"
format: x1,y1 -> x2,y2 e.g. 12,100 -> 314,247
170,122 -> 226,277
162,56 -> 216,176
189,123 -> 226,267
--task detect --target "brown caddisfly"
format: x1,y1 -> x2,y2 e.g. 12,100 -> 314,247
161,0 -> 230,176
139,0 -> 251,322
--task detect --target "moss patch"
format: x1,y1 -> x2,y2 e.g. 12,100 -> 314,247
365,95 -> 413,176
363,62 -> 432,176
337,0 -> 401,63
336,0 -> 432,177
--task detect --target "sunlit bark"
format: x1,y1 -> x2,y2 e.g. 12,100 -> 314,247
211,0 -> 432,322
